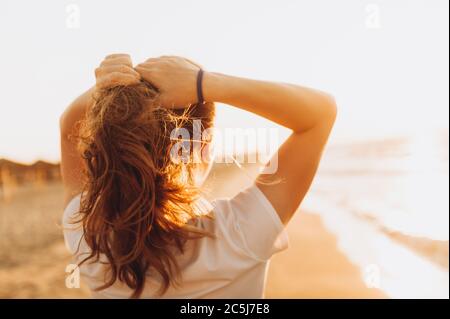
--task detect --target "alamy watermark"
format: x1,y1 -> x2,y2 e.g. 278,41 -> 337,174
169,120 -> 279,174
65,3 -> 80,29
65,263 -> 80,289
365,3 -> 382,29
363,263 -> 381,289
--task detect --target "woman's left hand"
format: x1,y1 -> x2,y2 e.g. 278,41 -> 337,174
95,54 -> 141,90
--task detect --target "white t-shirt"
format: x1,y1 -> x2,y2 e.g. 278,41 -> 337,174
62,184 -> 289,298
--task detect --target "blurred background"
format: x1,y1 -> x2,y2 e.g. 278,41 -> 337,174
0,0 -> 448,298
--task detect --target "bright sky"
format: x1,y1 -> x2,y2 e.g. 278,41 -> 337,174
0,0 -> 448,163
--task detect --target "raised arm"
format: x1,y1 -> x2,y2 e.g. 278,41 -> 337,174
205,73 -> 337,224
60,87 -> 95,204
59,54 -> 140,205
136,57 -> 337,225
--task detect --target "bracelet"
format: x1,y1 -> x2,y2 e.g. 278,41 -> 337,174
196,69 -> 205,104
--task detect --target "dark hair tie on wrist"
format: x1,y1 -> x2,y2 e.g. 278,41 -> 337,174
196,69 -> 205,104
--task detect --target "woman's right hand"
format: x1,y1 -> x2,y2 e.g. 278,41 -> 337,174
135,56 -> 202,108
95,54 -> 141,90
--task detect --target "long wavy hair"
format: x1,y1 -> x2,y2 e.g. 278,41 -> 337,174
76,81 -> 215,298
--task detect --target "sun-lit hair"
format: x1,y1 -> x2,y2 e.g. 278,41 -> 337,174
76,81 -> 215,298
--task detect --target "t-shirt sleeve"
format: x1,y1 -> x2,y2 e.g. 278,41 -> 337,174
62,194 -> 84,255
211,183 -> 289,262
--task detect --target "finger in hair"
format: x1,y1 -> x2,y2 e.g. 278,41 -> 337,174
96,73 -> 140,89
105,53 -> 131,60
100,56 -> 133,68
96,65 -> 140,78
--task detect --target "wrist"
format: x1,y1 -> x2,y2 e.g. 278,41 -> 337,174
203,71 -> 229,103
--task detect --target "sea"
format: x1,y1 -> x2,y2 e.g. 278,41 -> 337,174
302,129 -> 449,298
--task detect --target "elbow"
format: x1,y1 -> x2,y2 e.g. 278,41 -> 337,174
311,93 -> 337,134
60,88 -> 93,139
59,106 -> 78,140
59,110 -> 66,130
324,94 -> 338,122
59,109 -> 70,138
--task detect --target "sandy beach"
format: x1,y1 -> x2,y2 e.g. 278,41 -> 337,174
0,165 -> 386,298
0,211 -> 385,298
266,211 -> 385,298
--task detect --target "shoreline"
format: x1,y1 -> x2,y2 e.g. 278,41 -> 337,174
265,212 -> 387,298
